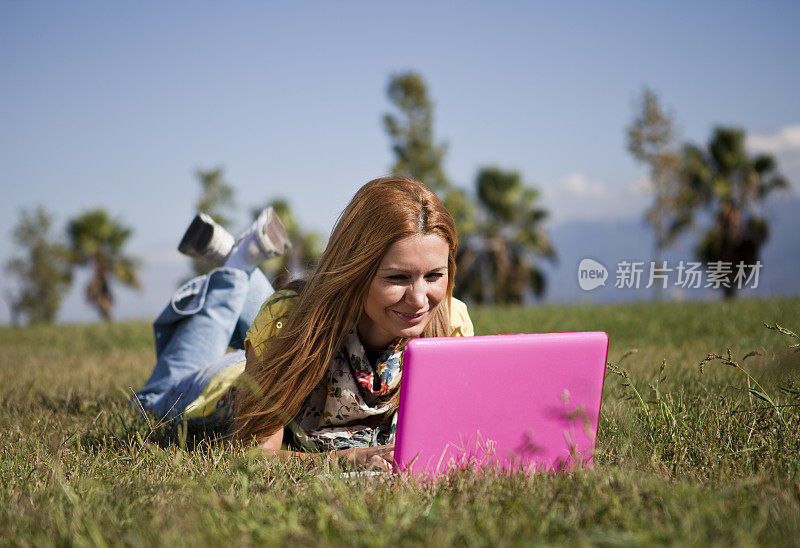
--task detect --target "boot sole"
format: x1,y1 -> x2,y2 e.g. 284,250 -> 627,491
177,215 -> 214,256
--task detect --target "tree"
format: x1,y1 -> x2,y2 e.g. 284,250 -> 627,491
4,206 -> 72,324
250,199 -> 323,288
626,88 -> 681,300
383,71 -> 477,244
192,167 -> 236,275
673,127 -> 789,299
381,72 -> 553,303
384,71 -> 450,194
196,167 -> 235,228
455,167 -> 555,304
67,209 -> 141,321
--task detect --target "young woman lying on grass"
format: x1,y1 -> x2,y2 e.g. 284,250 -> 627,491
133,177 -> 473,470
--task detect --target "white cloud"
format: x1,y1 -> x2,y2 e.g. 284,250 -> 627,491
542,172 -> 648,223
747,124 -> 800,154
746,124 -> 800,192
561,172 -> 606,197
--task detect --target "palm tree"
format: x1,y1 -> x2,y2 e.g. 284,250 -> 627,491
455,167 -> 555,304
672,127 -> 788,298
67,209 -> 141,320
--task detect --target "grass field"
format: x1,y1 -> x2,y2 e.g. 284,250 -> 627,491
2,297 -> 799,546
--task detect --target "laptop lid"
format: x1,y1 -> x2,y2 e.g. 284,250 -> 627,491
394,332 -> 608,475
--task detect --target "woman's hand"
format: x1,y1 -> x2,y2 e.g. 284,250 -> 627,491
333,444 -> 395,472
259,440 -> 395,472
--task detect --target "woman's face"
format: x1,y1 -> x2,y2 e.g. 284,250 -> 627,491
357,233 -> 450,351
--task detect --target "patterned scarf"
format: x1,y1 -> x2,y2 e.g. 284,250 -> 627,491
292,331 -> 403,449
344,332 -> 403,396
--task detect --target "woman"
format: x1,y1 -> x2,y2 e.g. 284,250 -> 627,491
134,176 -> 473,469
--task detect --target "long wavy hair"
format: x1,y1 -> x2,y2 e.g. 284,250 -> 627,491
233,176 -> 458,443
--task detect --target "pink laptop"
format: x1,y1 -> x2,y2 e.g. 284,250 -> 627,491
394,332 -> 608,475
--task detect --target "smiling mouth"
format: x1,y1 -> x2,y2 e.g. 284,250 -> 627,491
394,310 -> 427,323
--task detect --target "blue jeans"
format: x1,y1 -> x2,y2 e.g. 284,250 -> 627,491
132,267 -> 274,421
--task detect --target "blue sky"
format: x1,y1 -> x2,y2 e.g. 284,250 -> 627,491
1,1 -> 799,322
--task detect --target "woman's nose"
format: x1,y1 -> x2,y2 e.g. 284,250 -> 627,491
404,281 -> 428,308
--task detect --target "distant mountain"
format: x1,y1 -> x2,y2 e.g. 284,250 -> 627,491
539,196 -> 800,303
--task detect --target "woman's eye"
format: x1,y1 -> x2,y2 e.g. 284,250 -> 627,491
385,273 -> 444,282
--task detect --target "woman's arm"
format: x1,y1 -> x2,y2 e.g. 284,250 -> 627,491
244,347 -> 394,470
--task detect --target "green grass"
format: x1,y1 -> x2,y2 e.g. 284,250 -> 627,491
2,297 -> 799,546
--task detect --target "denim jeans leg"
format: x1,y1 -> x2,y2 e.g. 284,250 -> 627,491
133,267 -> 274,419
230,267 -> 273,351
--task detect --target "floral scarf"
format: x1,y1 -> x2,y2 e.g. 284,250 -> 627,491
292,331 -> 403,450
